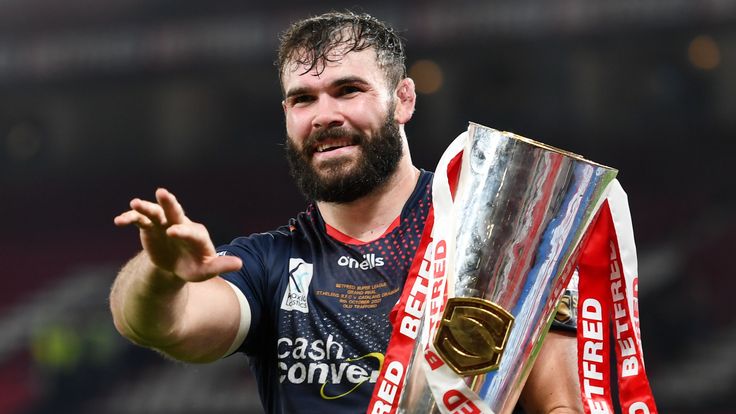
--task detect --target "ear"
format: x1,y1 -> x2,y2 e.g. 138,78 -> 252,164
394,78 -> 416,124
282,100 -> 288,116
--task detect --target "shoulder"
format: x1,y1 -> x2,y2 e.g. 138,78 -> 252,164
219,226 -> 292,256
418,169 -> 434,192
215,218 -> 303,305
403,170 -> 434,211
216,207 -> 320,259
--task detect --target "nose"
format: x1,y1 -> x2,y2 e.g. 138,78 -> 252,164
311,95 -> 344,131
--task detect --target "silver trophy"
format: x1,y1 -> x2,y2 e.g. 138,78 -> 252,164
397,122 -> 617,414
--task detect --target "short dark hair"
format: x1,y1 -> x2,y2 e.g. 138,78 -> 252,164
277,11 -> 406,94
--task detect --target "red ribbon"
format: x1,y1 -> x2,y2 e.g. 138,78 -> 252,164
366,146 -> 466,414
577,200 -> 657,414
365,209 -> 436,414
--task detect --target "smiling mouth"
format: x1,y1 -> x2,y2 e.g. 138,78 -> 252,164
315,140 -> 354,153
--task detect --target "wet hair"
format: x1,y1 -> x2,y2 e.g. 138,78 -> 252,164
277,11 -> 406,94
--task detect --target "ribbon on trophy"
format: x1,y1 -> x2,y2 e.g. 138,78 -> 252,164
576,182 -> 657,414
367,124 -> 657,414
365,134 -> 463,414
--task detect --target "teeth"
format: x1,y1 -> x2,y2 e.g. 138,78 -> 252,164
317,141 -> 351,152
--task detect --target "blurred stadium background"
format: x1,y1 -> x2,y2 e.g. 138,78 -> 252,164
1,0 -> 735,413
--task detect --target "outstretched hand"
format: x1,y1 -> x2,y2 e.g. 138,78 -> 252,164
114,188 -> 242,282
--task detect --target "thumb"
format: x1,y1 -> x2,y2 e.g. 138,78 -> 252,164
201,255 -> 243,276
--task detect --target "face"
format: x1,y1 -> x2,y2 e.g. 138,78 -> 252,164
282,48 -> 405,203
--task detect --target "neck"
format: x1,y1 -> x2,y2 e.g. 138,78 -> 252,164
317,156 -> 420,243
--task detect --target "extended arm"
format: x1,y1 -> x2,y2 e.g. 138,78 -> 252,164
519,330 -> 583,414
110,188 -> 245,363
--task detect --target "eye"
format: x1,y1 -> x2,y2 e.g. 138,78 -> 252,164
339,85 -> 362,96
289,94 -> 315,107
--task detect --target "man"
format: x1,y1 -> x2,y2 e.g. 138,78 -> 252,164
111,11 -> 582,413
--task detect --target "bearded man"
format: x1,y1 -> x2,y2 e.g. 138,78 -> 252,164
111,11 -> 582,414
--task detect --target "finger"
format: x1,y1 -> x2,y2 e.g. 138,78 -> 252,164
156,188 -> 187,226
130,198 -> 167,227
201,255 -> 243,277
114,210 -> 154,228
166,222 -> 209,244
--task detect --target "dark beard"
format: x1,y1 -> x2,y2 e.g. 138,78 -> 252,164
285,111 -> 403,204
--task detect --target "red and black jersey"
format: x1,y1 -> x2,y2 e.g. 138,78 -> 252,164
219,171 -> 432,413
218,170 -> 577,413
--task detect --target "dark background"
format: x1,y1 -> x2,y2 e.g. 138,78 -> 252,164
1,1 -> 734,413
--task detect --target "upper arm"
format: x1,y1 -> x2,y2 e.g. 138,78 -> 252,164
518,330 -> 583,414
158,276 -> 247,363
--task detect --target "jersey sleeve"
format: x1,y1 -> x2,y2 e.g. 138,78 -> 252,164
216,234 -> 274,355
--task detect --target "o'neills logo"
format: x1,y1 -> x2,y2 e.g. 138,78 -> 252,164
277,335 -> 383,400
337,254 -> 384,269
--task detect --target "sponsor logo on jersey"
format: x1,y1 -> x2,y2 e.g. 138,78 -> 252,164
281,258 -> 313,313
277,334 -> 383,400
337,254 -> 385,269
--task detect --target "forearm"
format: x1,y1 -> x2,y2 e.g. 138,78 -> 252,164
112,189 -> 245,362
110,250 -> 188,349
519,331 -> 583,414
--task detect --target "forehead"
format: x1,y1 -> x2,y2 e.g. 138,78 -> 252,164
281,48 -> 386,92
